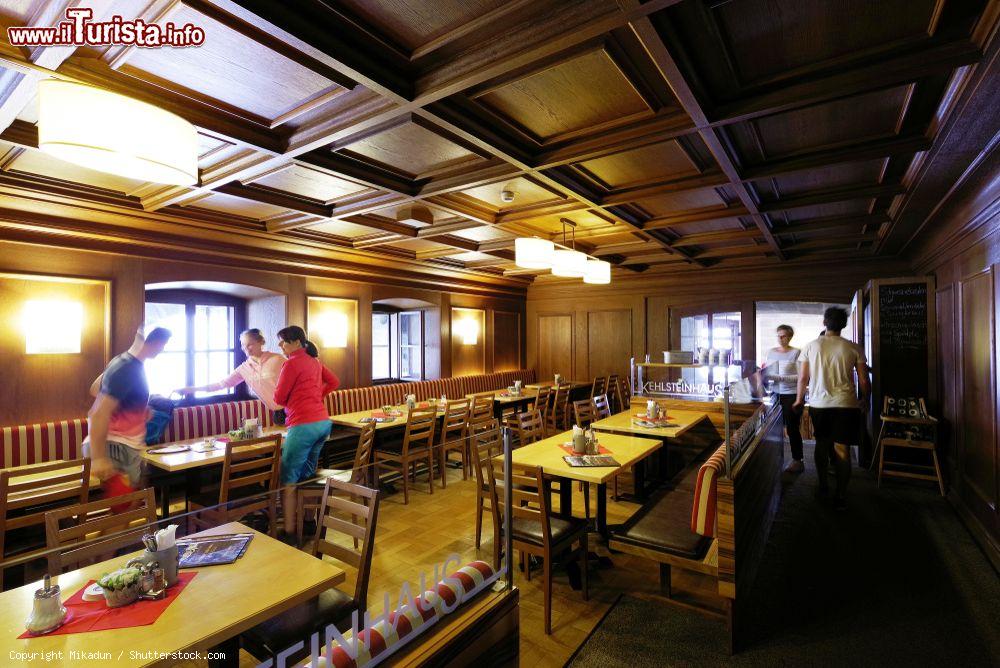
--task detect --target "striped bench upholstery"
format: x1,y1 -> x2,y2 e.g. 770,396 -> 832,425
162,399 -> 274,443
0,419 -> 88,468
690,444 -> 727,538
302,560 -> 496,668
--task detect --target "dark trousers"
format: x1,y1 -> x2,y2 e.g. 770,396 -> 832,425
778,394 -> 804,461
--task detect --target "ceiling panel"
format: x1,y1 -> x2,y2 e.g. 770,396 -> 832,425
783,200 -> 874,222
636,188 -> 728,216
577,140 -> 699,188
123,5 -> 336,120
336,0 -> 507,51
478,49 -> 651,141
309,220 -> 387,238
9,146 -> 146,193
460,177 -> 562,209
253,165 -> 370,202
187,192 -> 288,220
450,225 -> 513,242
756,160 -> 887,200
342,121 -> 482,178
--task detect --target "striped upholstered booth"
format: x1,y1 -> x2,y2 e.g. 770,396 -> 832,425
161,398 -> 274,443
690,445 -> 727,538
1,418 -> 88,468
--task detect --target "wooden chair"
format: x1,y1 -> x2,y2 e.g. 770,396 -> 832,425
606,374 -> 620,410
242,478 -> 380,662
471,422 -> 503,565
545,385 -> 571,434
591,376 -> 608,399
374,406 -> 436,504
471,393 -> 494,423
573,398 -> 597,428
515,410 -> 546,447
493,464 -> 588,634
531,386 -> 552,434
593,393 -> 612,420
187,434 -> 282,536
295,421 -> 376,545
875,397 -> 944,495
613,376 -> 630,415
439,398 -> 471,488
44,488 -> 158,574
1,459 -> 91,587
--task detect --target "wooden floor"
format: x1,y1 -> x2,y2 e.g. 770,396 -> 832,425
181,463 -> 722,667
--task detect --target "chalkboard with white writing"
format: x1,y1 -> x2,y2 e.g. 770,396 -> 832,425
878,283 -> 929,397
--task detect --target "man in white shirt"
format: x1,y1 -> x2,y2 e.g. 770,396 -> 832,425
794,307 -> 870,510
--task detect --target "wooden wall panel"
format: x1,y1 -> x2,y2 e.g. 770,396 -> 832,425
959,269 -> 997,522
0,273 -> 110,425
493,311 -> 521,372
537,314 -> 574,382
306,296 -> 360,389
586,310 -> 632,380
451,307 -> 486,377
935,286 -> 958,472
247,295 -> 287,354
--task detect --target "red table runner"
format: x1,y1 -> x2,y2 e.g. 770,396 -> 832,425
19,572 -> 197,638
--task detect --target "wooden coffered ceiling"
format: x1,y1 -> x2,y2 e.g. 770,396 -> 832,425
0,0 -> 997,294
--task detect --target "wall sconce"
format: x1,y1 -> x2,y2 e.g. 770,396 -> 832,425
314,311 -> 349,348
23,299 -> 83,354
456,318 -> 479,345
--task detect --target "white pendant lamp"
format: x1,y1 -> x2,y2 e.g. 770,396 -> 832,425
550,248 -> 588,277
582,259 -> 611,284
515,237 -> 554,269
38,79 -> 199,186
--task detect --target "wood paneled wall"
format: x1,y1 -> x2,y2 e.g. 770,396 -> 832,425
527,257 -> 909,384
0,273 -> 110,425
0,241 -> 526,427
306,296 -> 360,389
451,307 -> 486,377
910,151 -> 1000,569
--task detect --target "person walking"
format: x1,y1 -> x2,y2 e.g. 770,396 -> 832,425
763,325 -> 804,472
794,308 -> 870,510
84,327 -> 172,485
175,328 -> 286,423
272,325 -> 340,541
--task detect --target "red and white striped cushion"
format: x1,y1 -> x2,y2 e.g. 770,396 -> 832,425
690,445 -> 727,537
1,419 -> 88,468
303,561 -> 496,668
163,402 -> 244,442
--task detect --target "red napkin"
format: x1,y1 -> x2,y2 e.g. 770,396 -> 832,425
633,413 -> 673,423
102,473 -> 134,513
18,572 -> 197,638
560,443 -> 612,455
371,411 -> 389,419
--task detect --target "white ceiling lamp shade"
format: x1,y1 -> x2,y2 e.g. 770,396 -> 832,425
550,248 -> 588,277
582,259 -> 611,284
37,79 -> 199,186
514,237 -> 554,269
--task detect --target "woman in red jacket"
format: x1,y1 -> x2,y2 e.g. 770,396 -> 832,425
273,325 -> 339,541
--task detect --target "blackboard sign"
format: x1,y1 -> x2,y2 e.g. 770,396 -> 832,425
878,283 -> 928,397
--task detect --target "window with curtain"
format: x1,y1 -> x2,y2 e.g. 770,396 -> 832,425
143,291 -> 243,400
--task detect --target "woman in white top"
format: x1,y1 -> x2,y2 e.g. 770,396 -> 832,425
762,324 -> 804,472
175,328 -> 286,423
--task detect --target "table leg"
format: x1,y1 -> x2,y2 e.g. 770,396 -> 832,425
596,483 -> 608,540
207,637 -> 240,668
559,478 -> 573,517
634,459 -> 647,503
158,478 -> 171,519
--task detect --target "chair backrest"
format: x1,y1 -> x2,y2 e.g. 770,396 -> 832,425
351,422 -> 377,485
606,375 -> 620,410
516,410 -> 546,446
44,488 -> 158,574
440,398 -> 471,445
573,398 -> 597,428
1,459 -> 91,552
547,385 -> 570,427
314,478 -> 380,609
615,376 -> 630,413
471,422 -> 502,493
219,434 -> 282,504
591,376 -> 608,398
471,394 -> 494,422
494,464 -> 549,541
531,386 -> 552,421
592,393 -> 612,420
403,406 -> 437,454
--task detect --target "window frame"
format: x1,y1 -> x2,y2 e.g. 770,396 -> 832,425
398,310 -> 423,381
371,310 -> 394,382
144,289 -> 247,406
372,308 -> 425,383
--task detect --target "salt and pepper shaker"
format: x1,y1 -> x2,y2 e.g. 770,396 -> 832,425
25,574 -> 67,634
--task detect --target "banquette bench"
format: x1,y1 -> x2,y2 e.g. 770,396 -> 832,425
610,399 -> 785,654
0,370 -> 536,468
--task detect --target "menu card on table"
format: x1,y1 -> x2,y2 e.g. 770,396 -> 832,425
177,533 -> 253,568
563,455 -> 621,467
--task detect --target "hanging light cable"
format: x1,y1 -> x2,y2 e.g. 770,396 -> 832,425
551,219 -> 587,277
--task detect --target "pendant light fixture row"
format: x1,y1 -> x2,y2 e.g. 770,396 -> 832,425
513,220 -> 611,284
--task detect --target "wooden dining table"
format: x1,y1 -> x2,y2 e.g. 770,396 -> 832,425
499,430 -> 661,538
0,521 -> 344,667
3,460 -> 100,504
141,428 -> 286,518
465,391 -> 536,420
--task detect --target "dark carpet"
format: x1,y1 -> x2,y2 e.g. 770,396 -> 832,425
567,443 -> 1000,667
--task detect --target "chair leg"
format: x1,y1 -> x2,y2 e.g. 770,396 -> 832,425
427,451 -> 435,495
440,447 -> 448,489
932,450 -> 946,496
580,533 -> 589,602
524,551 -> 531,581
475,490 -> 483,549
876,442 -> 886,488
402,460 -> 410,505
294,495 -> 304,543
